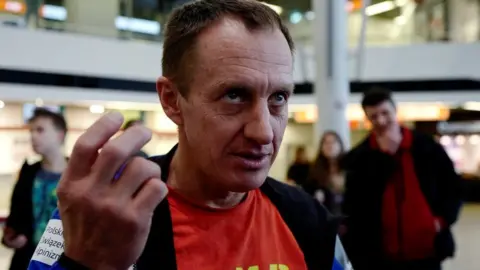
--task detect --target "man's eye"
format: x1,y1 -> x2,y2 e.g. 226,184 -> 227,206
226,92 -> 240,100
270,92 -> 289,105
223,88 -> 246,103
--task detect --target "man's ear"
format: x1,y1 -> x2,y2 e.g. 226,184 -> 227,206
156,77 -> 183,126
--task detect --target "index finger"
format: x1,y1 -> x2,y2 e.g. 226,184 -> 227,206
66,112 -> 125,179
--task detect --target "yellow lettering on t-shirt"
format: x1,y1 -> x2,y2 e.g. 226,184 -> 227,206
236,264 -> 289,270
270,264 -> 289,270
236,266 -> 259,270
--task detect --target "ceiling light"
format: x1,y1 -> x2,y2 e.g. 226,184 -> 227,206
35,98 -> 44,107
469,135 -> 480,145
366,1 -> 396,16
395,0 -> 409,6
90,105 -> 105,114
439,136 -> 451,146
455,135 -> 466,145
4,1 -> 22,13
289,12 -> 303,24
463,102 -> 480,111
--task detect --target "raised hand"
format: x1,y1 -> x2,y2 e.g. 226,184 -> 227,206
56,112 -> 168,270
2,227 -> 27,249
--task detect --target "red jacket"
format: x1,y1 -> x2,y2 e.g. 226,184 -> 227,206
370,128 -> 445,261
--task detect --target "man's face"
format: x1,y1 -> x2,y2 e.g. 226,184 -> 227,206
165,18 -> 294,192
364,101 -> 398,135
30,117 -> 63,156
296,148 -> 307,162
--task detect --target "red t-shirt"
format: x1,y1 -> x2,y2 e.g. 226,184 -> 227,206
167,188 -> 307,270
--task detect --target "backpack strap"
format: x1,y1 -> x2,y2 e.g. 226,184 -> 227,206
260,178 -> 339,269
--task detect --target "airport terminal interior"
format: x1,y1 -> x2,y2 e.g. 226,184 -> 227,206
1,0 -> 480,269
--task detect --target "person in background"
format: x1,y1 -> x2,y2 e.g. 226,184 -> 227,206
124,119 -> 149,158
342,88 -> 463,270
2,108 -> 68,270
304,131 -> 346,216
24,0 -> 43,29
286,146 -> 310,187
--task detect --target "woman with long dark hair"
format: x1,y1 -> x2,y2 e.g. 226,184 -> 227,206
305,131 -> 346,215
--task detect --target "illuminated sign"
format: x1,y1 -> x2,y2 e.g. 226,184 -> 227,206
0,1 -> 160,35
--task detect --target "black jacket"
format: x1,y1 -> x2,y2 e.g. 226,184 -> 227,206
342,131 -> 463,269
134,146 -> 340,269
303,184 -> 340,216
3,160 -> 42,270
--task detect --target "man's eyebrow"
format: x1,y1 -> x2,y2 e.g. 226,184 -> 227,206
280,83 -> 295,94
287,83 -> 295,92
213,80 -> 295,94
213,81 -> 249,91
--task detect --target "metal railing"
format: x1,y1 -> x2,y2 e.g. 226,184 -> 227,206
0,1 -> 476,47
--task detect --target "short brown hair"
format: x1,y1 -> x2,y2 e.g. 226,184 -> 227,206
361,87 -> 395,109
29,107 -> 68,137
162,0 -> 295,96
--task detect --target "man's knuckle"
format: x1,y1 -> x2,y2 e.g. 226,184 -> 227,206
123,213 -> 141,229
102,143 -> 129,160
131,125 -> 152,139
145,160 -> 161,178
73,136 -> 95,155
56,186 -> 68,201
133,158 -> 159,175
128,157 -> 144,168
146,178 -> 164,194
56,183 -> 77,201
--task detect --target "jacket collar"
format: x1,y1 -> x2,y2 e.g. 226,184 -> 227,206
149,144 -> 178,182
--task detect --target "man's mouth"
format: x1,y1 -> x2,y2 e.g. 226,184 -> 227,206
232,152 -> 271,170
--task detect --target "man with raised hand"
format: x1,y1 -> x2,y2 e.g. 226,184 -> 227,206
29,1 -> 352,269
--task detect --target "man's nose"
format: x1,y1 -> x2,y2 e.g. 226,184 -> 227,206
244,103 -> 274,145
376,116 -> 387,126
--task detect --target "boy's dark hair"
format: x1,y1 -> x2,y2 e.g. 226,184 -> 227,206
361,87 -> 395,109
29,107 -> 68,135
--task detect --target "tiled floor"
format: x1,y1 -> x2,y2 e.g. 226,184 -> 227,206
442,204 -> 480,270
0,204 -> 479,270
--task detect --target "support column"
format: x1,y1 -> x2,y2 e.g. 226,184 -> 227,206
64,0 -> 119,37
312,0 -> 351,149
